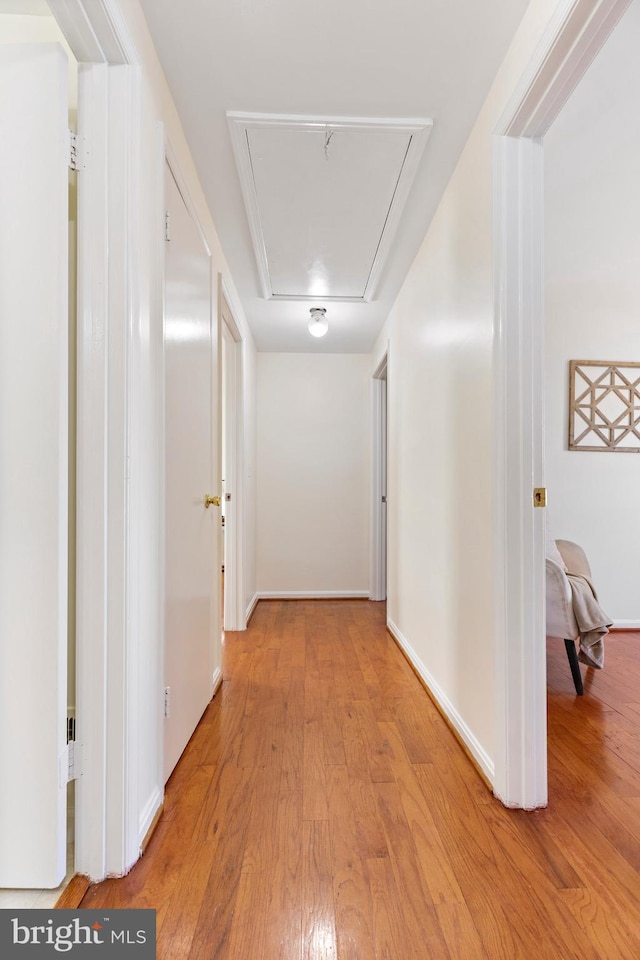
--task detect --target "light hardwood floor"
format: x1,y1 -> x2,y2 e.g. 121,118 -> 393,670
80,601 -> 640,958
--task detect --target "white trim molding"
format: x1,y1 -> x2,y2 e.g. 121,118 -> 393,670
56,0 -> 147,881
497,0 -> 633,138
370,352 -> 388,602
492,0 -> 633,810
74,58 -> 110,884
388,619 -> 494,784
212,667 -> 223,697
220,281 -> 246,632
612,621 -> 640,630
245,593 -> 259,623
48,0 -> 137,65
138,786 -> 163,850
256,591 -> 370,600
492,132 -> 547,810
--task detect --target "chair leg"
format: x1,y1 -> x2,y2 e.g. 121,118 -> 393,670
564,638 -> 584,696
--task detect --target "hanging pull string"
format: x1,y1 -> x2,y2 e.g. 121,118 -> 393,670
324,125 -> 334,160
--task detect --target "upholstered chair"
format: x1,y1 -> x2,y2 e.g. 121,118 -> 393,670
545,539 -> 593,696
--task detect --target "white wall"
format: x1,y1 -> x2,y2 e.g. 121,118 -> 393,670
544,1 -> 640,625
0,12 -> 77,100
371,0 -> 568,775
257,353 -> 370,595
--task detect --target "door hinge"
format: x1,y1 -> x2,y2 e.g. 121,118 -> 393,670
164,210 -> 171,242
68,130 -> 85,171
59,741 -> 79,787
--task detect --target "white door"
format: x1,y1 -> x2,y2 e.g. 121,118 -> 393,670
164,164 -> 217,782
0,44 -> 69,887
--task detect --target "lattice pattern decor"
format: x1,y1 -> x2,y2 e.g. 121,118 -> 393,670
569,360 -> 640,452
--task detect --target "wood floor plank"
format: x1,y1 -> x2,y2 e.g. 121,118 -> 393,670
352,699 -> 395,784
302,718 -> 329,821
347,620 -> 396,722
277,673 -> 305,795
161,761 -> 256,960
374,779 -> 453,958
301,820 -> 338,960
434,901 -> 491,960
325,764 -> 377,960
379,721 -> 467,906
364,855 -> 418,960
262,789 -> 303,960
392,693 -> 439,764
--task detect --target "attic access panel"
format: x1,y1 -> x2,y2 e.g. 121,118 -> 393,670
228,113 -> 432,302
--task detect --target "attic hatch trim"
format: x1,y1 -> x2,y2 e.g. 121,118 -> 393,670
227,111 -> 433,303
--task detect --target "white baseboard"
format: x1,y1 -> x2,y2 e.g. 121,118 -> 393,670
138,785 -> 163,850
212,666 -> 223,696
386,617 -> 495,785
256,590 -> 369,600
612,620 -> 640,630
245,592 -> 259,624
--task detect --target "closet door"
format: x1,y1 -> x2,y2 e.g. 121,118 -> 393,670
163,162 -> 216,782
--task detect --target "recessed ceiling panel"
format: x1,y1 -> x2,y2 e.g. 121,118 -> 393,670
228,113 -> 432,302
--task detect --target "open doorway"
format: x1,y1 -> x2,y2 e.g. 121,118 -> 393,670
543,0 -> 640,640
492,0 -> 634,809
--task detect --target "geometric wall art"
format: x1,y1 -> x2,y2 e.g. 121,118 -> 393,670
569,360 -> 640,452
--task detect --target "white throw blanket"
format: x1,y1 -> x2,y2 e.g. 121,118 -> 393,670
566,572 -> 612,669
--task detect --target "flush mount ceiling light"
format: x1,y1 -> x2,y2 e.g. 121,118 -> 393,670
308,307 -> 328,338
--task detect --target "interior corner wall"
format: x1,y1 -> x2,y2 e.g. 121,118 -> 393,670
256,353 -> 370,595
544,0 -> 640,626
369,0 -> 566,773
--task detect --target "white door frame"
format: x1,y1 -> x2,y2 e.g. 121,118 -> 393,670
49,0 -> 145,879
370,352 -> 388,602
493,0 -> 632,809
219,280 -> 246,631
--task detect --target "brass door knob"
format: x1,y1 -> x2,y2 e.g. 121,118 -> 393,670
205,495 -> 221,508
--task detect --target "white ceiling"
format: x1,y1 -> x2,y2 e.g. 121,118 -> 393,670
0,1 -> 50,13
139,0 -> 531,353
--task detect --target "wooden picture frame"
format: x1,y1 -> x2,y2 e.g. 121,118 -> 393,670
569,360 -> 640,452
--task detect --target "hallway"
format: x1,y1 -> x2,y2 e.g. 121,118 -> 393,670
81,601 -> 640,959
